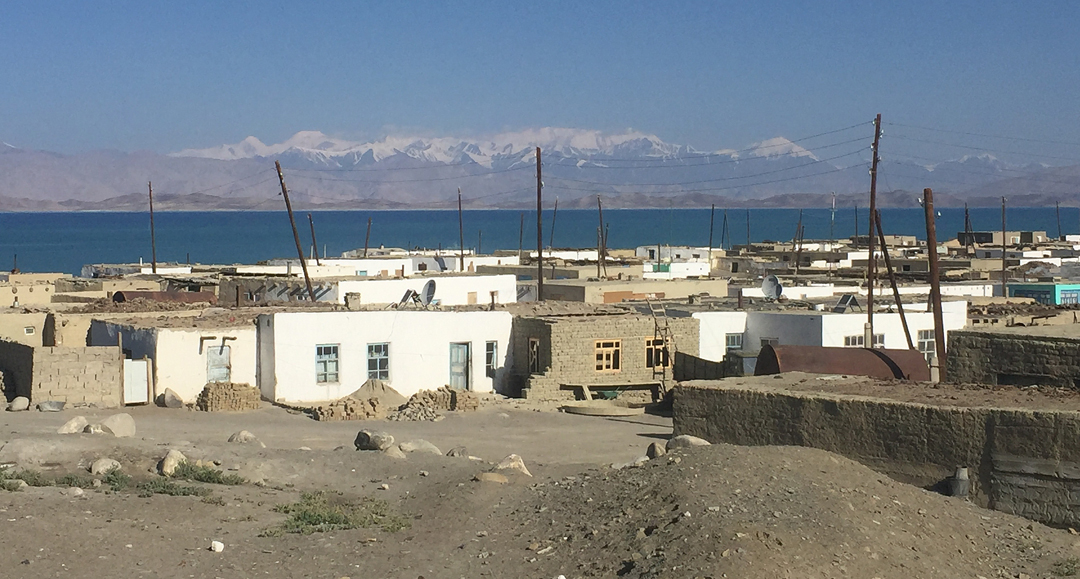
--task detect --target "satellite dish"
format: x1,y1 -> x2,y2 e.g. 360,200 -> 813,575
420,280 -> 436,307
761,275 -> 783,301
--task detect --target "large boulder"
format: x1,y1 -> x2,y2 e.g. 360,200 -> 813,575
8,397 -> 29,412
158,449 -> 187,476
665,435 -> 711,451
398,439 -> 442,455
162,388 -> 185,409
57,416 -> 89,434
101,413 -> 136,438
493,454 -> 533,477
381,445 -> 407,460
90,458 -> 121,475
646,442 -> 667,459
37,401 -> 65,412
227,430 -> 264,447
354,430 -> 395,451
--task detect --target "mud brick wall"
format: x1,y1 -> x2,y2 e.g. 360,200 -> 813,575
948,330 -> 1080,387
31,347 -> 122,408
673,381 -> 1080,527
516,315 -> 699,400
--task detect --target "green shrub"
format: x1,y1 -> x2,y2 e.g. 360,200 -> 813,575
171,461 -> 246,486
262,491 -> 410,536
101,468 -> 131,491
136,478 -> 211,498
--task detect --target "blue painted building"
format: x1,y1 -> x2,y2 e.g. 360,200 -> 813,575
1008,283 -> 1080,305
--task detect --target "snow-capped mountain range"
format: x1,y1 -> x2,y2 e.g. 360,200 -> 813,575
0,127 -> 1074,210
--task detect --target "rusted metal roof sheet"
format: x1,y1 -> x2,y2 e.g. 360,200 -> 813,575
754,345 -> 930,381
111,290 -> 217,304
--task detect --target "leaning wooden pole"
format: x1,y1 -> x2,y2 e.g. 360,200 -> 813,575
597,195 -> 608,278
536,147 -> 543,300
307,213 -> 322,266
875,210 -> 914,350
549,197 -> 559,249
923,188 -> 947,380
275,161 -> 316,302
363,217 -> 372,258
148,181 -> 157,274
458,188 -> 465,272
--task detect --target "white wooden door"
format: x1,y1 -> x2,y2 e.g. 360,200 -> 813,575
207,345 -> 231,383
123,359 -> 149,405
448,342 -> 470,390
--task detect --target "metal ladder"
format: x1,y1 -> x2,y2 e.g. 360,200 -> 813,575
646,296 -> 678,396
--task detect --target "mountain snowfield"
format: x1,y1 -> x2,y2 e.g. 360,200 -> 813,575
169,128 -> 818,167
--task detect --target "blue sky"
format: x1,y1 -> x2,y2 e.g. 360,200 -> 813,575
2,1 -> 1078,159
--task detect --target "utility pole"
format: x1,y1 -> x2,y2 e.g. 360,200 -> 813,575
867,113 -> 882,340
1001,196 -> 1008,299
707,204 -> 715,277
923,188 -> 947,380
1057,200 -> 1063,240
597,195 -> 608,278
275,161 -> 315,302
148,181 -> 157,274
363,217 -> 372,258
721,209 -> 729,250
963,203 -> 974,253
549,197 -> 559,249
745,209 -> 751,253
853,204 -> 859,248
536,147 -> 543,300
477,230 -> 482,256
793,210 -> 804,280
830,192 -> 836,248
458,188 -> 465,272
307,213 -> 321,266
518,212 -> 524,262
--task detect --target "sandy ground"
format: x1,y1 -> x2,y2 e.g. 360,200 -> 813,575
1,401 -> 1079,578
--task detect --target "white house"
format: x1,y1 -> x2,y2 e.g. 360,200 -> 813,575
256,310 -> 513,403
694,300 -> 968,363
89,319 -> 257,403
333,274 -> 518,306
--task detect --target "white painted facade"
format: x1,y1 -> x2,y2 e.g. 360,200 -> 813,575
634,245 -> 712,261
231,255 -> 521,279
89,321 -> 257,403
740,282 -> 994,299
256,310 -> 513,403
694,301 -> 967,361
642,261 -> 711,280
333,274 -> 518,306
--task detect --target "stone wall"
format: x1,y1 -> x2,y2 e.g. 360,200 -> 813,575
0,341 -> 122,407
948,330 -> 1080,386
517,314 -> 699,400
673,381 -> 1080,527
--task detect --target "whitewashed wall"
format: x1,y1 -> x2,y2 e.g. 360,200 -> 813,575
334,275 -> 518,306
692,311 -> 748,361
257,310 -> 513,403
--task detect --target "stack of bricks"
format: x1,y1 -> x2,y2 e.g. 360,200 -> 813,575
195,382 -> 261,412
311,396 -> 385,421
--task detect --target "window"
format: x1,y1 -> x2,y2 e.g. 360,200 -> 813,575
367,343 -> 389,380
917,330 -> 936,362
645,338 -> 670,368
760,337 -> 779,348
844,335 -> 885,348
485,341 -> 498,378
316,344 -> 339,383
528,338 -> 541,373
725,333 -> 743,351
1061,290 -> 1080,305
595,340 -> 622,372
23,326 -> 34,335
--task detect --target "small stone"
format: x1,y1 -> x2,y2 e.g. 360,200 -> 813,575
646,442 -> 666,459
83,424 -> 104,435
298,446 -> 311,451
381,445 -> 407,460
90,458 -> 121,475
474,472 -> 509,484
210,541 -> 224,553
378,483 -> 389,490
65,487 -> 85,497
36,401 -> 65,412
665,435 -> 710,451
158,449 -> 187,476
100,413 -> 136,438
162,388 -> 185,409
8,397 -> 29,412
494,454 -> 532,477
398,439 -> 442,455
446,446 -> 469,457
419,471 -> 429,477
354,430 -> 395,451
57,416 -> 89,434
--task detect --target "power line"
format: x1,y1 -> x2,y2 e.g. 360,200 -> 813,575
546,164 -> 856,195
887,121 -> 1080,148
888,134 -> 1080,164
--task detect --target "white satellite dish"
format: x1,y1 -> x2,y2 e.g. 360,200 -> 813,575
761,275 -> 783,301
420,280 -> 437,307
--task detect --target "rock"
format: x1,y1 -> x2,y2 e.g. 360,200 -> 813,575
57,416 -> 88,434
474,472 -> 508,484
446,446 -> 469,457
8,397 -> 29,412
646,442 -> 666,459
90,458 -> 121,475
158,449 -> 187,476
83,424 -> 104,435
493,454 -> 533,477
36,401 -> 64,412
64,487 -> 85,497
100,413 -> 136,438
665,435 -> 711,451
381,445 -> 407,460
398,439 -> 442,455
227,430 -> 265,447
210,541 -> 224,553
6,479 -> 28,491
354,430 -> 395,451
613,456 -> 649,469
162,388 -> 185,409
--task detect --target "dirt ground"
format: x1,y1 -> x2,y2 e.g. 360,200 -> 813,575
727,371 -> 1080,412
2,402 -> 1080,578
